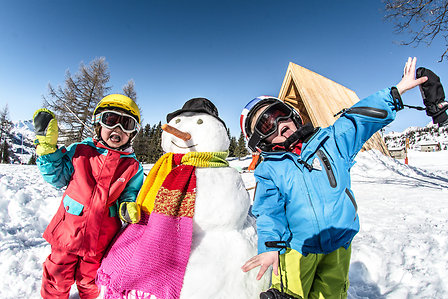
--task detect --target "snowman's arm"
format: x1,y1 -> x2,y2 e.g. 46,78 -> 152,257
252,172 -> 289,254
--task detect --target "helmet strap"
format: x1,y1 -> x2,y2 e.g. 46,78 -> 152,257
259,123 -> 315,152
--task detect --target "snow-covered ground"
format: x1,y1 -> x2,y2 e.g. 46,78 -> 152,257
0,150 -> 447,298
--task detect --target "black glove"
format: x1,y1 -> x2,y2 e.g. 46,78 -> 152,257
416,67 -> 448,126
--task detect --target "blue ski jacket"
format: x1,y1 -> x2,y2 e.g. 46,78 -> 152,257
253,88 -> 399,255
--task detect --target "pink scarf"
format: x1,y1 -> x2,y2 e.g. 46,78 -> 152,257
97,154 -> 196,299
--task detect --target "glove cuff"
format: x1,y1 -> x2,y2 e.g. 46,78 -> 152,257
36,143 -> 57,156
390,87 -> 404,111
433,108 -> 448,126
119,202 -> 141,224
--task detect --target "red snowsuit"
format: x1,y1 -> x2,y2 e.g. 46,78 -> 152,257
37,138 -> 143,299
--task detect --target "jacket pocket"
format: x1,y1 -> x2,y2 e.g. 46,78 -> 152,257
345,107 -> 388,119
50,213 -> 65,234
63,195 -> 84,216
316,150 -> 337,188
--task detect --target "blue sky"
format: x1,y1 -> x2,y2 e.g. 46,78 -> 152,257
1,0 -> 447,136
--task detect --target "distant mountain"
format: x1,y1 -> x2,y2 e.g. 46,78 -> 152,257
384,123 -> 448,150
5,120 -> 35,164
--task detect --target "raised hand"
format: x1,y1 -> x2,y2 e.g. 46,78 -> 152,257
33,108 -> 58,156
396,57 -> 428,95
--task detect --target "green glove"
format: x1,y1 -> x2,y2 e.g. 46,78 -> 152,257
119,202 -> 141,224
33,108 -> 58,156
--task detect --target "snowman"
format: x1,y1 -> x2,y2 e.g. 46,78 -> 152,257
97,98 -> 270,299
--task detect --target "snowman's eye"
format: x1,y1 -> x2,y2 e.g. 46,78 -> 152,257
175,119 -> 181,124
197,119 -> 203,125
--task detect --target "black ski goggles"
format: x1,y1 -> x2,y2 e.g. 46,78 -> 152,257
94,110 -> 141,133
253,102 -> 294,138
247,102 -> 296,151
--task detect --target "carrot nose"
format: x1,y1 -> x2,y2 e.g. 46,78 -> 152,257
162,124 -> 191,141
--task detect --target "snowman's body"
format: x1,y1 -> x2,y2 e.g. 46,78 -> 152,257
180,167 -> 264,298
162,112 -> 270,298
106,111 -> 270,299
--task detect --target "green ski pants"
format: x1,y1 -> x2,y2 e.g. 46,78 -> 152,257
271,245 -> 351,299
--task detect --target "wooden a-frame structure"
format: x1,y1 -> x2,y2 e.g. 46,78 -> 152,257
278,62 -> 390,156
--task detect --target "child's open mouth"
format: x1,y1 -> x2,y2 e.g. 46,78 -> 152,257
109,134 -> 121,143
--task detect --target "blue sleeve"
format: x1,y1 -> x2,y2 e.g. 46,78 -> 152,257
252,163 -> 290,254
118,162 -> 144,204
36,144 -> 76,189
332,88 -> 397,162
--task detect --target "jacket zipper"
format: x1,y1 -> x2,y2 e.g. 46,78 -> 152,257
298,159 -> 323,252
345,188 -> 358,212
316,150 -> 337,188
337,107 -> 388,119
51,212 -> 65,234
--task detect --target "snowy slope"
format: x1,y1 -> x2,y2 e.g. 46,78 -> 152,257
1,150 -> 447,298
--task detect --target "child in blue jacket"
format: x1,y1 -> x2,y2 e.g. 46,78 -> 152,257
241,58 -> 427,298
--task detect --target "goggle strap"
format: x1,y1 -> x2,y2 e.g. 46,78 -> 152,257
93,113 -> 101,124
248,133 -> 262,152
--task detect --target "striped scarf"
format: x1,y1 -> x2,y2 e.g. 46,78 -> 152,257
97,151 -> 228,299
137,151 -> 229,215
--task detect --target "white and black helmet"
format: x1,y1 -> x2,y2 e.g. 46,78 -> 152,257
240,96 -> 303,152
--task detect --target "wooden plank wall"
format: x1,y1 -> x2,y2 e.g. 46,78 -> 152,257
278,62 -> 390,156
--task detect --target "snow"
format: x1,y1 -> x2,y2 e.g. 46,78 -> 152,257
1,150 -> 447,298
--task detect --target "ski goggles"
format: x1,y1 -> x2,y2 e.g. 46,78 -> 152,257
253,102 -> 294,138
94,110 -> 141,133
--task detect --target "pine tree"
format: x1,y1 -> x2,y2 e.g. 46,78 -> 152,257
43,57 -> 112,145
0,105 -> 12,142
134,123 -> 151,163
28,154 -> 37,165
121,78 -> 150,163
227,128 -> 237,157
122,79 -> 144,123
1,140 -> 10,163
229,136 -> 237,157
147,122 -> 163,163
0,105 -> 12,163
122,79 -> 137,102
235,131 -> 249,159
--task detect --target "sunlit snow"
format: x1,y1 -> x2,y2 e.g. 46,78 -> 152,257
0,150 -> 447,298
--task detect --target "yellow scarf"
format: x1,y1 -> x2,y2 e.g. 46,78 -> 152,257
137,151 -> 229,214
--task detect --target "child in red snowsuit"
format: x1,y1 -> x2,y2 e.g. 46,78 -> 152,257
34,94 -> 144,299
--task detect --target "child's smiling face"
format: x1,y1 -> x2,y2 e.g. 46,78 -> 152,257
264,118 -> 298,144
100,126 -> 130,149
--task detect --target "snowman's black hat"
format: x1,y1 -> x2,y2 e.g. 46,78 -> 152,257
166,97 -> 227,128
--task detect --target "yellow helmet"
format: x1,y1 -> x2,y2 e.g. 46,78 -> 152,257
93,94 -> 141,124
